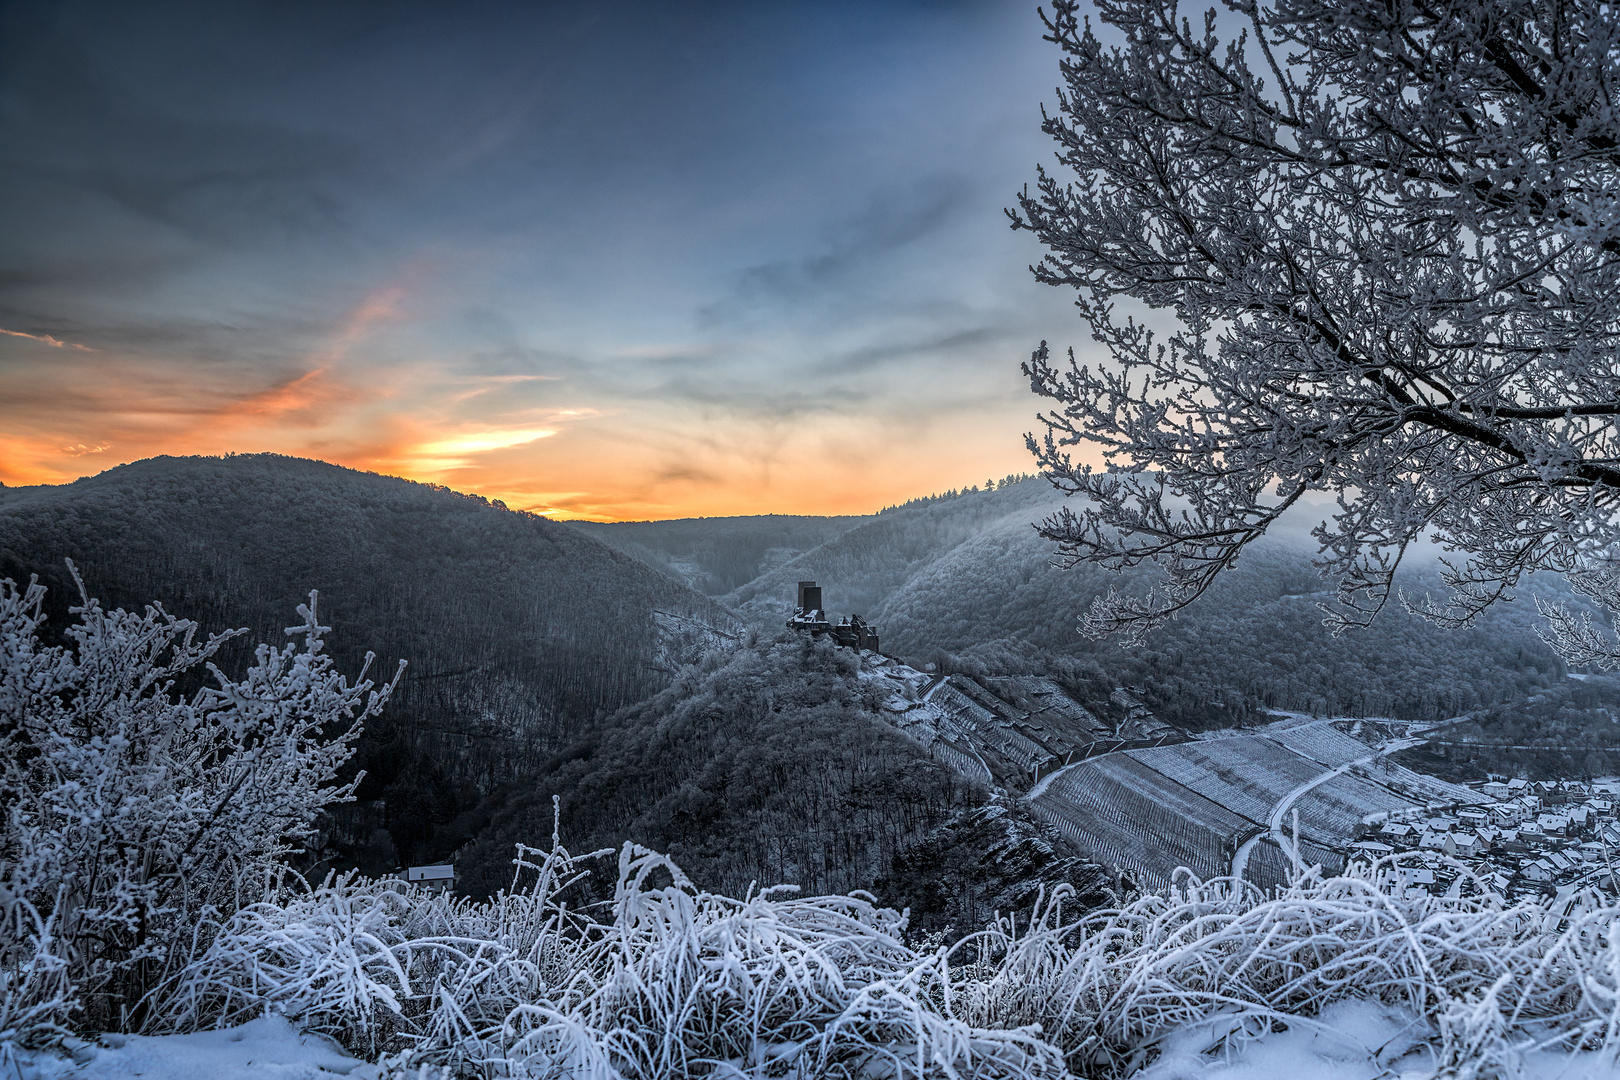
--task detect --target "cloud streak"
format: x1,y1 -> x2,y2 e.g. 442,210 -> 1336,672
0,327 -> 96,350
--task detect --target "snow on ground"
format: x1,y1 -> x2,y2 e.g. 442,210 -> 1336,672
9,1016 -> 381,1080
11,1005 -> 1620,1080
1136,999 -> 1619,1080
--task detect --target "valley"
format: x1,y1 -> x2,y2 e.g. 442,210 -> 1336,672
6,457 -> 1619,915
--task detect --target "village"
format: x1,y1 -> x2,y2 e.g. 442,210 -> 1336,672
1352,777 -> 1620,911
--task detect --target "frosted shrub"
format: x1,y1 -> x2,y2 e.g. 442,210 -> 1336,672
950,862 -> 1620,1077
152,838 -> 1620,1079
0,568 -> 400,1040
174,824 -> 1061,1079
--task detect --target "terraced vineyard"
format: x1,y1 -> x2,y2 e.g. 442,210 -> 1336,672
871,660 -> 1491,890
1289,772 -> 1413,838
926,679 -> 1059,775
1033,755 -> 1251,889
977,675 -> 1111,740
1028,719 -> 1489,889
1265,724 -> 1372,768
926,739 -> 992,787
1367,758 -> 1483,805
1243,835 -> 1346,887
1126,743 -> 1289,823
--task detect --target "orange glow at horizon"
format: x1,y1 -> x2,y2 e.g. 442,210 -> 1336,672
1,280 -> 1050,521
0,393 -> 1039,521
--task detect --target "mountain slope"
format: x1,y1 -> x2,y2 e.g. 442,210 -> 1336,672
714,479 -> 1576,728
570,514 -> 866,595
0,454 -> 739,866
723,480 -> 1067,624
463,631 -> 1111,933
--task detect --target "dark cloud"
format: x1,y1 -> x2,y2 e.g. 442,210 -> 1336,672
652,463 -> 725,488
829,324 -> 1008,373
700,178 -> 974,325
635,375 -> 870,420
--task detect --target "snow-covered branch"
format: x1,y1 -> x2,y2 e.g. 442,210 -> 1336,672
1013,0 -> 1620,651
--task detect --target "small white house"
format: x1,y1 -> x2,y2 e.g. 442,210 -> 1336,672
1482,781 -> 1512,800
401,864 -> 455,893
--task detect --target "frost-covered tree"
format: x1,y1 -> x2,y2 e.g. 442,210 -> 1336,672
1013,0 -> 1620,656
0,567 -> 401,1036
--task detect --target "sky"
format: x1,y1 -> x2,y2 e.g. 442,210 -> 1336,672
0,0 -> 1093,519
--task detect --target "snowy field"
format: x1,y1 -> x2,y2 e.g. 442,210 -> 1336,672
14,1000 -> 1620,1080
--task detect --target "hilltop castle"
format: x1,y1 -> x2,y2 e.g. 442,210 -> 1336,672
786,580 -> 880,653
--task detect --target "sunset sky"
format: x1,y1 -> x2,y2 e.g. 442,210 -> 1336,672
0,0 -> 1092,519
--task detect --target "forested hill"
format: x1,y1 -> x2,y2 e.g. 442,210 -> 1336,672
722,479 -> 1066,625
463,631 -> 1113,932
571,514 -> 866,596
0,454 -> 740,865
619,478 -> 1582,729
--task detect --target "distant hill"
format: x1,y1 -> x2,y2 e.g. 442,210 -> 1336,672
662,478 -> 1582,729
570,515 -> 865,595
0,454 -> 739,868
723,480 -> 1067,624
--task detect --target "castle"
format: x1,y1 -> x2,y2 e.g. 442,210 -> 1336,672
786,580 -> 880,653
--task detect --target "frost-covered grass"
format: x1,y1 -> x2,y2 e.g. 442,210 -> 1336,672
25,840 -> 1612,1080
955,863 -> 1620,1078
154,836 -> 1059,1078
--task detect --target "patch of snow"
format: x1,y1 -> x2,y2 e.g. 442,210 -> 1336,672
1133,998 -> 1617,1080
12,1015 -> 377,1080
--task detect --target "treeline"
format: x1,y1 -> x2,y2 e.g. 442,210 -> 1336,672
0,454 -> 737,871
694,478 -> 1581,728
1396,676 -> 1620,781
876,527 -> 1574,727
878,473 -> 1041,514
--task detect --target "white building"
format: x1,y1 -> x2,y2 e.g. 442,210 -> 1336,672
400,864 -> 455,893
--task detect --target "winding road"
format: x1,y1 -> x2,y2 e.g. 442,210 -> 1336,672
1229,739 -> 1420,881
1229,714 -> 1478,882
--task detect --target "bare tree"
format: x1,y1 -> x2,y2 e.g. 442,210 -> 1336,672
1012,0 -> 1620,658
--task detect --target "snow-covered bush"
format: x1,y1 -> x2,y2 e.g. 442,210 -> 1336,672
0,567 -> 400,1042
172,822 -> 1061,1079
953,863 -> 1620,1077
154,844 -> 1620,1079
